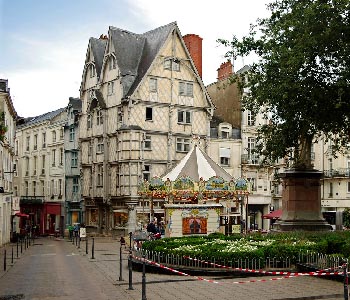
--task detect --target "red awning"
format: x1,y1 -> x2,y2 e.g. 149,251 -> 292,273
262,209 -> 282,220
15,212 -> 30,218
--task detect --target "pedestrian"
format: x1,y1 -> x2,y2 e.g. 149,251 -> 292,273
73,223 -> 79,237
68,224 -> 74,240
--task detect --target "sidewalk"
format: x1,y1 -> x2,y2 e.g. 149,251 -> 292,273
0,236 -> 347,300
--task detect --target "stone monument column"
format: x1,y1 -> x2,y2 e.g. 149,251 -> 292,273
273,169 -> 332,231
127,204 -> 137,233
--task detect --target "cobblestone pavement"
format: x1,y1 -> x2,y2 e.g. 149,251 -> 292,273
0,236 -> 347,300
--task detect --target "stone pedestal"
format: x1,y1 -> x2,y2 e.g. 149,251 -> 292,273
273,169 -> 332,231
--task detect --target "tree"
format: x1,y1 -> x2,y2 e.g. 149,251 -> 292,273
219,0 -> 350,169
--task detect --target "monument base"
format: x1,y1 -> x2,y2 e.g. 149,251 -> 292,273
272,219 -> 332,232
274,169 -> 332,232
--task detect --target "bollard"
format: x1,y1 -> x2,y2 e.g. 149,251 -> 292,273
141,254 -> 147,300
86,237 -> 88,255
343,261 -> 349,300
20,238 -> 23,254
91,238 -> 95,259
78,235 -> 80,249
119,244 -> 123,281
11,246 -> 14,264
3,250 -> 6,271
16,240 -> 19,258
128,232 -> 133,290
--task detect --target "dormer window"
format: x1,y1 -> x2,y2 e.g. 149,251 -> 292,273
109,55 -> 116,70
89,64 -> 96,78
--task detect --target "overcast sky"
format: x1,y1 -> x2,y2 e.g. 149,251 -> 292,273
0,0 -> 271,117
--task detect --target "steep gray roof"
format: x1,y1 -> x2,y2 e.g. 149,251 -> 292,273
17,107 -> 66,129
90,37 -> 107,78
110,22 -> 176,97
68,97 -> 82,111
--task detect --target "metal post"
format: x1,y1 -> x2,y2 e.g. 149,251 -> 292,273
78,233 -> 80,249
119,244 -> 123,281
343,261 -> 348,300
86,237 -> 88,255
20,238 -> 23,254
11,246 -> 14,264
128,232 -> 133,290
91,238 -> 95,259
3,250 -> 6,271
141,254 -> 147,300
16,240 -> 19,258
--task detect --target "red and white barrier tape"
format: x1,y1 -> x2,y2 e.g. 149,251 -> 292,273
132,255 -> 301,285
183,256 -> 342,276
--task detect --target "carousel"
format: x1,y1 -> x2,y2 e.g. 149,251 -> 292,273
138,143 -> 251,237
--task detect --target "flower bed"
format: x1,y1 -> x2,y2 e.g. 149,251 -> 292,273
140,231 -> 350,262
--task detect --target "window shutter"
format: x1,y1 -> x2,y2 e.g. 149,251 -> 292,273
179,82 -> 185,95
187,83 -> 193,97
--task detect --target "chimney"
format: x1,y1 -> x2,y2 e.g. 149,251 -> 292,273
217,61 -> 233,81
183,34 -> 203,78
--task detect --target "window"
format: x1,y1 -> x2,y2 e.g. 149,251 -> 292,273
117,107 -> 123,124
88,142 -> 92,158
26,136 -> 30,151
42,132 -> 46,148
247,110 -> 255,126
164,58 -> 180,71
146,107 -> 153,121
25,157 -> 29,176
42,155 -> 45,174
73,178 -> 79,194
14,186 -> 18,197
25,181 -> 29,196
149,78 -> 157,92
87,114 -> 93,129
179,82 -> 193,97
33,156 -> 37,175
97,137 -> 104,153
329,182 -> 333,197
34,134 -> 38,150
143,165 -> 151,182
52,149 -> 56,166
96,110 -> 103,125
109,56 -> 116,70
176,138 -> 190,152
59,179 -> 63,197
219,148 -> 231,166
52,131 -> 56,142
41,180 -> 45,196
60,148 -> 64,165
107,81 -> 114,95
33,181 -> 36,196
247,137 -> 258,163
89,64 -> 96,78
144,135 -> 151,150
97,165 -> 103,186
69,127 -> 75,141
71,152 -> 78,167
221,126 -> 230,139
347,182 -> 350,193
60,128 -> 64,139
178,110 -> 192,124
247,177 -> 257,192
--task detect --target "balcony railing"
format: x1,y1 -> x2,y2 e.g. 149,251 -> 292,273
241,154 -> 260,165
324,168 -> 350,178
20,196 -> 44,205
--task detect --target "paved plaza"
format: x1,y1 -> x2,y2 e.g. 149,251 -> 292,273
0,236 -> 347,300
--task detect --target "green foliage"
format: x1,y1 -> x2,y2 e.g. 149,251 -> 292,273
218,0 -> 350,169
141,232 -> 350,261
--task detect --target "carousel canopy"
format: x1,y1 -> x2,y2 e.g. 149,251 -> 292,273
162,144 -> 232,182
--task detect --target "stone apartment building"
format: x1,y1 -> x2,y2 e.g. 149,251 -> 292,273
0,79 -> 17,246
79,22 -> 214,234
64,98 -> 82,226
14,107 -> 67,236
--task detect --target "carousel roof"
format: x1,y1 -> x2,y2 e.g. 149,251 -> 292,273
162,144 -> 233,182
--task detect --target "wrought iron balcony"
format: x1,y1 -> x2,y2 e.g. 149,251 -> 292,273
324,168 -> 350,178
241,154 -> 260,165
20,196 -> 44,205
